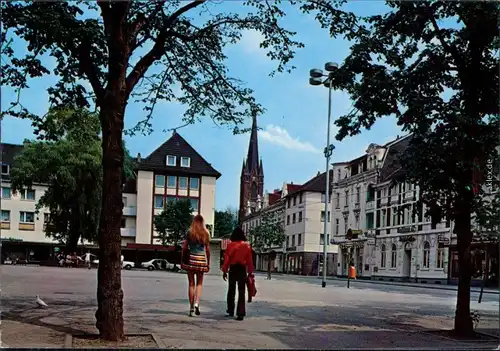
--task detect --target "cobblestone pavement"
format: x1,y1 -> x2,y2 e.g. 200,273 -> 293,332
2,265 -> 499,349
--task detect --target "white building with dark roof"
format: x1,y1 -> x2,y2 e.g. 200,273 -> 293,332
0,132 -> 220,263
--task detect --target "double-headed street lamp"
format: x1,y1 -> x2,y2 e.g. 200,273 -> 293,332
309,62 -> 337,288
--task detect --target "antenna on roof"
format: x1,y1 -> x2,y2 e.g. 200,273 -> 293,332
172,129 -> 177,135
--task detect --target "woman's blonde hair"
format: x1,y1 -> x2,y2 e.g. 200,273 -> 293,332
188,214 -> 209,245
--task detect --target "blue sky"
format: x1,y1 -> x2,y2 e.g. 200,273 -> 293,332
1,1 -> 403,210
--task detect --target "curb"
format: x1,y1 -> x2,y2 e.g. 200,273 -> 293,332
151,333 -> 166,348
65,333 -> 164,348
328,278 -> 500,295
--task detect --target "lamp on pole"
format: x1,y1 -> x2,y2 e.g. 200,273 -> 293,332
309,62 -> 337,288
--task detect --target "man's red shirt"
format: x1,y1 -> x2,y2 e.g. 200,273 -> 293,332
222,241 -> 254,274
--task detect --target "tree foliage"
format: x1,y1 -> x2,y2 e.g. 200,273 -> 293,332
305,1 -> 499,335
249,209 -> 285,252
154,199 -> 193,247
1,1 -> 304,340
10,107 -> 135,250
214,208 -> 238,238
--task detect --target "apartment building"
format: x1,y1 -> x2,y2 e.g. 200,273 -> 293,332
0,131 -> 220,262
284,170 -> 338,276
330,142 -> 385,278
241,183 -> 292,272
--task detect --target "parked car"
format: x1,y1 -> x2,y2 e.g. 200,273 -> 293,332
92,259 -> 135,270
140,258 -> 178,271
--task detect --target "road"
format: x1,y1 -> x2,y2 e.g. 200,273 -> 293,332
2,265 -> 499,349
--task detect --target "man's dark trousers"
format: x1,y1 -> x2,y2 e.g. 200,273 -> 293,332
227,264 -> 246,317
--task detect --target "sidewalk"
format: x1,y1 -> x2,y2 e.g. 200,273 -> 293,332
255,272 -> 499,294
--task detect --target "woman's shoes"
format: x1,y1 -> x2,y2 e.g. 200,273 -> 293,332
189,305 -> 195,317
236,315 -> 244,321
194,303 -> 200,316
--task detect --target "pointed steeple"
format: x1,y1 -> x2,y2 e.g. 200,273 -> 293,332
259,158 -> 264,176
246,113 -> 259,172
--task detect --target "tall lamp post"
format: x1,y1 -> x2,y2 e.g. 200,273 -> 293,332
309,62 -> 337,288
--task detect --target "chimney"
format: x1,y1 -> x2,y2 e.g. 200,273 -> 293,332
291,181 -> 293,184
396,135 -> 400,139
137,153 -> 141,162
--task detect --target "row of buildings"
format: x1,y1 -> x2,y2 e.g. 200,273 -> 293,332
239,129 -> 498,287
1,131 -> 223,272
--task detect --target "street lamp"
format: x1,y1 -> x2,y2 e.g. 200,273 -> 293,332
309,62 -> 338,288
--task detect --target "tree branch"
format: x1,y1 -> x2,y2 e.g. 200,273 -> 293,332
77,43 -> 105,105
129,0 -> 167,41
125,0 -> 206,96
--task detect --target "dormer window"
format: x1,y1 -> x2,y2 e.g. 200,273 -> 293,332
181,157 -> 191,167
166,155 -> 176,166
1,164 -> 9,175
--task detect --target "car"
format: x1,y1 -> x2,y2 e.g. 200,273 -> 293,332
92,259 -> 135,270
140,258 -> 178,271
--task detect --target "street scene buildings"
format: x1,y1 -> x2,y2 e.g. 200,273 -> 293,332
330,135 -> 498,287
0,131 -> 220,263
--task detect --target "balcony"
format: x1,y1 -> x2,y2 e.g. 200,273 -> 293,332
123,206 -> 137,216
121,228 -> 136,237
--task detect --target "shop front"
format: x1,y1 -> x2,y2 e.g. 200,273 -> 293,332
448,242 -> 499,287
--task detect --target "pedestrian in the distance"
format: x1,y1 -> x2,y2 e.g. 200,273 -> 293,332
181,214 -> 210,317
222,227 -> 254,321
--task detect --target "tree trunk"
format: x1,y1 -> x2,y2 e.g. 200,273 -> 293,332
453,201 -> 474,336
95,102 -> 125,341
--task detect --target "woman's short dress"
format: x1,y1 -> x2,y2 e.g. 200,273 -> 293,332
181,241 -> 209,273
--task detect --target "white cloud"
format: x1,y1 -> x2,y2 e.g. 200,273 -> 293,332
259,124 -> 320,154
238,29 -> 267,58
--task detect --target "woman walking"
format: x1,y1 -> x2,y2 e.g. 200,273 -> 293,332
181,214 -> 210,317
222,227 -> 254,321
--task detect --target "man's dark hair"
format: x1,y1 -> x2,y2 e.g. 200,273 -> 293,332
230,227 -> 247,242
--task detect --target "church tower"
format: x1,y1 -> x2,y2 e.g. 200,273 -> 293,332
238,114 -> 264,223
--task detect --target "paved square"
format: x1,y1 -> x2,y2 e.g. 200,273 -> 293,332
2,266 -> 498,349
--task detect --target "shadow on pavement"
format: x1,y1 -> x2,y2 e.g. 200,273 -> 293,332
2,294 -> 498,349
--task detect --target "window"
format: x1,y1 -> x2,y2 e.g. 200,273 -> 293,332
1,187 -> 11,199
20,211 -> 35,223
155,175 -> 165,187
167,176 -> 176,188
320,234 -> 325,245
293,196 -> 297,206
189,198 -> 199,210
298,211 -> 303,222
355,215 -> 360,229
356,187 -> 360,203
345,190 -> 349,206
335,219 -> 339,235
381,209 -> 387,228
1,164 -> 9,175
291,235 -> 295,247
337,169 -> 341,181
292,213 -> 296,224
1,210 -> 10,222
299,193 -> 303,203
181,157 -> 190,167
21,189 -> 35,200
344,218 -> 348,234
189,178 -> 199,190
366,213 -> 374,229
178,177 -> 188,189
166,155 -> 176,166
437,247 -> 445,269
336,193 -> 340,208
287,198 -> 291,208
298,234 -> 302,246
154,195 -> 164,209
366,185 -> 375,201
423,241 -> 430,268
381,245 -> 386,268
121,217 -> 126,228
166,196 -> 176,204
391,244 -> 397,268
287,215 -> 290,225
122,197 -> 128,207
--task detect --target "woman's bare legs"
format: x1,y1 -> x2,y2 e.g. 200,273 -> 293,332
187,271 -> 195,315
194,272 -> 204,314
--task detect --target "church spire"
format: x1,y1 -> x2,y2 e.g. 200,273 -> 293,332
246,113 -> 259,172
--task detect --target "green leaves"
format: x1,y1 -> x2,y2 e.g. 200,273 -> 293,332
249,209 -> 285,252
214,209 -> 238,238
154,198 -> 193,247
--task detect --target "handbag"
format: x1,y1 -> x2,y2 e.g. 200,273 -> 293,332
246,274 -> 257,297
